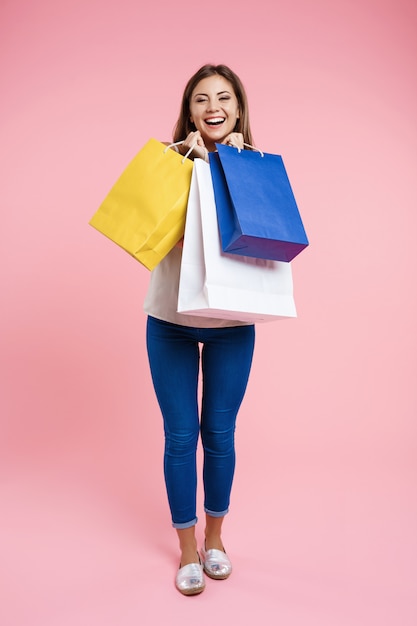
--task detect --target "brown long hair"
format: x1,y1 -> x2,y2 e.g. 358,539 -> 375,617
173,64 -> 254,147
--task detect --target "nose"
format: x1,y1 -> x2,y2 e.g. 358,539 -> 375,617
206,98 -> 220,112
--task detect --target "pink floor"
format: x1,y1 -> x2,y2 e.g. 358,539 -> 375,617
1,440 -> 416,626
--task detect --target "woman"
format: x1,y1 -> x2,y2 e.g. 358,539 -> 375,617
144,64 -> 256,595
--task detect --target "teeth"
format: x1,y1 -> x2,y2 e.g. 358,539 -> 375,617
205,118 -> 225,125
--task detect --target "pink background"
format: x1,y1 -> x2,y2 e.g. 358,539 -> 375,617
1,0 -> 416,624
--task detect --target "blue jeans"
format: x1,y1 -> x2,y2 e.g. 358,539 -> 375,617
146,316 -> 255,529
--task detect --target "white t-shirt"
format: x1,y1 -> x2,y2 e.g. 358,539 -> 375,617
143,246 -> 250,328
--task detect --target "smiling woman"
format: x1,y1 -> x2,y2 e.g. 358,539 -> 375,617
143,64 -> 257,596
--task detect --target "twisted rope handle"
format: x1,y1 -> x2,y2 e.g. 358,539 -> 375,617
164,140 -> 264,161
242,143 -> 264,157
164,140 -> 197,164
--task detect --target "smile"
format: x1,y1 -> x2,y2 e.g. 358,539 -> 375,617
205,117 -> 225,126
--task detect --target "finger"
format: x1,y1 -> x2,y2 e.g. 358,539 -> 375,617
232,133 -> 243,146
182,131 -> 199,151
226,133 -> 243,149
188,130 -> 201,140
225,136 -> 238,148
183,141 -> 198,160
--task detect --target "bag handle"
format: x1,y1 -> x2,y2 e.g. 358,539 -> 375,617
223,142 -> 264,157
164,140 -> 265,161
164,140 -> 197,164
241,143 -> 264,157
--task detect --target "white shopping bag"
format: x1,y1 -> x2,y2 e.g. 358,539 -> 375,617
177,159 -> 297,322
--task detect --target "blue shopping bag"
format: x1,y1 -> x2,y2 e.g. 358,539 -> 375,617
209,144 -> 309,262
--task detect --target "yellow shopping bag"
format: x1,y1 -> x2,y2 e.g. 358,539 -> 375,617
89,138 -> 194,270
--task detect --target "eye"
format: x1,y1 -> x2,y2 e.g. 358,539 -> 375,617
196,97 -> 207,103
219,95 -> 231,101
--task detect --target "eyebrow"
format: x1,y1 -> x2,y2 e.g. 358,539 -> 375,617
193,90 -> 232,97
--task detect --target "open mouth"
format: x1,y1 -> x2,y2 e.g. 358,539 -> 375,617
205,117 -> 225,126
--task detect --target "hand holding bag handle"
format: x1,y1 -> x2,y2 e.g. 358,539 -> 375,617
164,140 -> 199,163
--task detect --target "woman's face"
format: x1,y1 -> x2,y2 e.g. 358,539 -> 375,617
189,75 -> 240,151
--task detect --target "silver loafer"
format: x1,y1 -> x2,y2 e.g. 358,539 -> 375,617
175,562 -> 205,595
200,545 -> 232,580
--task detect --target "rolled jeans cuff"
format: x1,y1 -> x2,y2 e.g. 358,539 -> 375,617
172,516 -> 198,530
204,507 -> 229,518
